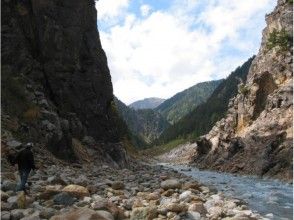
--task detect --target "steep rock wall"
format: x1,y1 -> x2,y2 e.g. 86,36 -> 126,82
2,0 -> 128,167
192,0 -> 293,181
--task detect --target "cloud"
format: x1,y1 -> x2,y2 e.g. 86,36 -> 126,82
140,4 -> 152,17
95,0 -> 130,21
97,0 -> 275,104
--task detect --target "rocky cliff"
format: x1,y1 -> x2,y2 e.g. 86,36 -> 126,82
192,0 -> 293,181
2,0 -> 128,167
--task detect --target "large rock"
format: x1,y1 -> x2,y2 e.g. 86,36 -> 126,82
62,184 -> 90,198
161,179 -> 181,190
50,208 -> 114,220
111,181 -> 125,190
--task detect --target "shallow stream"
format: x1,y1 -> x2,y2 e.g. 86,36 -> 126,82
161,163 -> 293,220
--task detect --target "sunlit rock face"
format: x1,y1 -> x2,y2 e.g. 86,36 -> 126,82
192,0 -> 293,182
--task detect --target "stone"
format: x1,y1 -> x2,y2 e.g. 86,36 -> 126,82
62,184 -> 90,198
39,185 -> 63,200
161,179 -> 181,190
146,192 -> 161,200
188,202 -> 206,214
179,190 -> 192,201
2,180 -> 17,192
11,209 -> 25,220
166,203 -> 188,213
1,211 -> 10,220
1,190 -> 10,201
186,211 -> 201,220
7,140 -> 22,148
111,181 -> 125,190
53,192 -> 77,206
47,175 -> 67,185
182,182 -> 201,191
40,208 -> 56,219
50,207 -> 114,220
130,207 -> 157,220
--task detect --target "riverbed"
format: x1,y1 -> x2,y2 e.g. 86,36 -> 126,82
161,163 -> 293,220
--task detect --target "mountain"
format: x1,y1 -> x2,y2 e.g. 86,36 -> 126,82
156,57 -> 254,145
129,97 -> 166,110
191,0 -> 293,181
156,80 -> 223,124
2,0 -> 128,166
114,97 -> 170,146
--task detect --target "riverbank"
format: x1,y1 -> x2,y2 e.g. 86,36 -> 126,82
1,154 -> 270,220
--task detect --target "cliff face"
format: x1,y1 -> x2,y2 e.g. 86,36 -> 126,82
192,0 -> 293,181
2,0 -> 128,166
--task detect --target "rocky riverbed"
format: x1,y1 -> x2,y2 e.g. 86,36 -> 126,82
1,153 -> 273,220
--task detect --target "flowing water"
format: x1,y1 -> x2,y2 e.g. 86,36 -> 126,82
161,163 -> 293,220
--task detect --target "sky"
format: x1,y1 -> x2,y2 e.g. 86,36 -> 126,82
95,0 -> 276,105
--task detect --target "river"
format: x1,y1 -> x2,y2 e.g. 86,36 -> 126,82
160,163 -> 293,220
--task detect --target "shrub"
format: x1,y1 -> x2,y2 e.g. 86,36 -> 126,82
23,106 -> 41,122
239,84 -> 250,96
266,28 -> 293,52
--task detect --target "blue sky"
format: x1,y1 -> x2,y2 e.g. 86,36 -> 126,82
96,0 -> 276,104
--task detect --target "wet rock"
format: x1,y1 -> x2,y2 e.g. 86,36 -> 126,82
53,192 -> 77,206
130,206 -> 157,220
161,179 -> 181,190
62,184 -> 89,198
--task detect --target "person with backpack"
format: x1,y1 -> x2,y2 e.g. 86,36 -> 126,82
8,143 -> 36,192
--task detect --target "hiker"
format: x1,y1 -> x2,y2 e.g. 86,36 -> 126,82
11,143 -> 36,192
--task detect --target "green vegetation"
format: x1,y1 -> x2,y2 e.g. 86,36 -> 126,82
287,0 -> 293,4
239,84 -> 250,96
141,138 -> 187,157
156,80 -> 223,124
266,28 -> 293,52
114,97 -> 170,148
153,57 -> 254,146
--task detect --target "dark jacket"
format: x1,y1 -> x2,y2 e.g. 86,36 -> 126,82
15,147 -> 36,171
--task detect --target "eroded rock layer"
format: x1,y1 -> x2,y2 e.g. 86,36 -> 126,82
192,0 -> 293,181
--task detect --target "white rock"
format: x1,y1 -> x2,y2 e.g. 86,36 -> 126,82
179,191 -> 192,201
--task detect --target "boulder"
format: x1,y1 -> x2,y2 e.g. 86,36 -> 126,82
160,179 -> 181,190
188,202 -> 207,214
62,184 -> 90,198
50,207 -> 114,220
